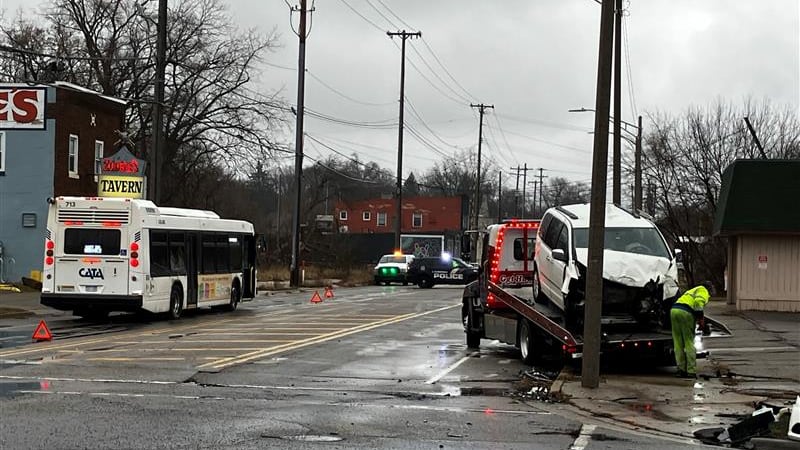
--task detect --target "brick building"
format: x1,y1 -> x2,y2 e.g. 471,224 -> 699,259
0,82 -> 126,283
333,195 -> 469,261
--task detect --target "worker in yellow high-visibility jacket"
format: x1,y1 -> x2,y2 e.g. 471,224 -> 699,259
671,282 -> 712,378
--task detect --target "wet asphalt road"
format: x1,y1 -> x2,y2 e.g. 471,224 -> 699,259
0,286 -> 714,449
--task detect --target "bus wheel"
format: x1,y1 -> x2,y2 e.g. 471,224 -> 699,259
226,281 -> 241,312
168,286 -> 183,320
519,320 -> 537,365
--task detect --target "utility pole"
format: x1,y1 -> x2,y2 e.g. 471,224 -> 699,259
634,115 -> 643,211
521,163 -> 528,219
470,103 -> 494,234
612,0 -> 623,206
511,166 -> 521,217
388,30 -> 421,252
151,0 -> 167,204
497,171 -> 502,223
536,168 -> 548,214
289,0 -> 312,287
528,180 -> 538,218
583,0 -> 615,389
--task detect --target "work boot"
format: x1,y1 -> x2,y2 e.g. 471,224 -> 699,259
683,372 -> 697,379
675,369 -> 688,378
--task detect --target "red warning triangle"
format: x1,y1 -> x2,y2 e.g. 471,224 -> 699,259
324,287 -> 334,298
310,291 -> 323,304
32,320 -> 53,342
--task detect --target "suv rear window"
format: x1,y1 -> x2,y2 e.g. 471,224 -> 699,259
64,228 -> 122,256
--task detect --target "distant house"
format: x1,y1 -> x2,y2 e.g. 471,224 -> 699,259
0,82 -> 126,283
713,159 -> 800,312
334,195 -> 469,261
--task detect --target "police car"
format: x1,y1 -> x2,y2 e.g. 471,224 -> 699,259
373,253 -> 414,285
407,253 -> 478,288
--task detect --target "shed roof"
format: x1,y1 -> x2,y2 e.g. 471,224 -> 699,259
713,159 -> 800,236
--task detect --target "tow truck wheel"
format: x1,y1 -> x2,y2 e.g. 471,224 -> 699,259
519,320 -> 536,365
463,301 -> 481,349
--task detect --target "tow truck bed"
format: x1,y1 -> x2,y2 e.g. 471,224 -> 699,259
484,282 -> 675,360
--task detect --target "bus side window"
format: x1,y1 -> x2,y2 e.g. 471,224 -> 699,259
150,231 -> 170,277
169,232 -> 186,275
216,234 -> 230,273
229,236 -> 242,271
201,233 -> 216,274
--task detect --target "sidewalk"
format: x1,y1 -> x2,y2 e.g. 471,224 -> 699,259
555,299 -> 800,441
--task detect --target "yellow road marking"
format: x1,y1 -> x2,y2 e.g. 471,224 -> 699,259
88,357 -> 185,362
118,339 -> 295,344
201,304 -> 458,370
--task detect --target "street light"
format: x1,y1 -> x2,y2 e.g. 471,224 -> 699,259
569,108 -> 643,211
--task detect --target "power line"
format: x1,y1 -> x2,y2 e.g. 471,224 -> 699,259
622,13 -> 638,119
338,0 -> 385,32
374,0 -> 413,29
408,42 -> 472,103
494,112 -> 588,132
490,114 -> 521,166
389,40 -> 466,107
307,71 -> 395,107
0,44 -> 149,62
404,96 -> 464,151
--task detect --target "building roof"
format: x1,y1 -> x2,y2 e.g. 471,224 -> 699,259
713,159 -> 800,236
52,81 -> 128,106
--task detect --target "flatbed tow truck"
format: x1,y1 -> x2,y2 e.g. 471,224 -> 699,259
462,219 -> 706,365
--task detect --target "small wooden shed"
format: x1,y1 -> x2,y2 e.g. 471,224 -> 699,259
713,159 -> 800,311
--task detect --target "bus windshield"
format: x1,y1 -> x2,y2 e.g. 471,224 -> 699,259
64,228 -> 122,256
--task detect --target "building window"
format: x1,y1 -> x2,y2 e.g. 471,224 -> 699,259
94,140 -> 104,179
339,210 -> 348,221
377,212 -> 387,227
0,131 -> 5,174
412,212 -> 423,228
68,134 -> 79,178
362,211 -> 371,221
21,213 -> 36,228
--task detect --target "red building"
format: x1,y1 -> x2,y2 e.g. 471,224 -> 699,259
334,196 -> 467,234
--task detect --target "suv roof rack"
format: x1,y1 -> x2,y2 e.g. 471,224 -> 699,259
555,206 -> 579,220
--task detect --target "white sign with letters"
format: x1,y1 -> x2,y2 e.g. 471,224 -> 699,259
0,86 -> 47,130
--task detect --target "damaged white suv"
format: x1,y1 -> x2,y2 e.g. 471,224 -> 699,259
532,203 -> 680,327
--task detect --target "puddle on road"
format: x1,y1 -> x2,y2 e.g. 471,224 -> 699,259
0,307 -> 33,319
263,434 -> 344,442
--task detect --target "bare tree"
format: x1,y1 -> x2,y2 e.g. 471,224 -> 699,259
642,97 -> 800,289
0,0 -> 287,203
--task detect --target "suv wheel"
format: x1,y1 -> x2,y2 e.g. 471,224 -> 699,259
417,276 -> 434,289
532,266 -> 543,303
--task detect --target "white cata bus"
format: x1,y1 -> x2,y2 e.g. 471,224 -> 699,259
41,196 -> 257,319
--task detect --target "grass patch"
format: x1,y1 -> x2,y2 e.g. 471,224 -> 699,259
257,264 -> 374,286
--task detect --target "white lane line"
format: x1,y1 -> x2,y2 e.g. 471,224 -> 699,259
426,352 -> 477,384
569,424 -> 596,450
706,346 -> 796,353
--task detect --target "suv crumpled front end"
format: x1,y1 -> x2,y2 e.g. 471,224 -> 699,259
569,249 -> 680,326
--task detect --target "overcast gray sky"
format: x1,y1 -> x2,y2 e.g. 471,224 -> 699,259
3,0 -> 798,186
